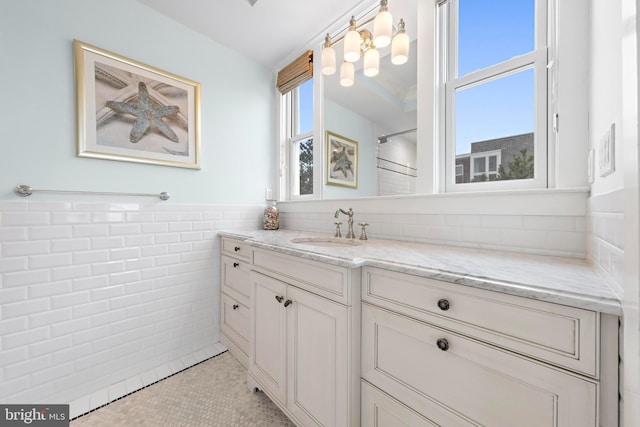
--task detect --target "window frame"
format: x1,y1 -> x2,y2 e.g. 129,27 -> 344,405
438,0 -> 548,192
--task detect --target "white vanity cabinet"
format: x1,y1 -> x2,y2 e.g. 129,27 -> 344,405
219,237 -> 252,367
248,248 -> 361,427
219,231 -> 619,427
360,266 -> 618,427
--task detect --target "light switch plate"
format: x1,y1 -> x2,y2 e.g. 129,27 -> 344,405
599,123 -> 615,177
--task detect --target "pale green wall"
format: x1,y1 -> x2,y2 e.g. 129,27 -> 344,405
0,0 -> 274,204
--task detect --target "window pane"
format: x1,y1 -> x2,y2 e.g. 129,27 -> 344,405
458,0 -> 535,76
474,157 -> 485,173
298,79 -> 313,134
488,155 -> 497,172
455,68 -> 535,182
455,68 -> 534,155
298,137 -> 313,195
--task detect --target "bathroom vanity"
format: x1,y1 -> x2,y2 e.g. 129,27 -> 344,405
219,230 -> 621,427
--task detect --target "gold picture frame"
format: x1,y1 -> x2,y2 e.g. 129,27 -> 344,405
73,40 -> 201,169
326,131 -> 358,188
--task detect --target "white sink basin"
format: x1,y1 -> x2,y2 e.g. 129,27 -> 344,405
290,237 -> 362,247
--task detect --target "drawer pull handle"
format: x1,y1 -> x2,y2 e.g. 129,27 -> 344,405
437,299 -> 450,311
275,295 -> 284,303
436,338 -> 449,351
234,246 -> 241,252
233,262 -> 239,268
232,304 -> 239,310
284,299 -> 293,307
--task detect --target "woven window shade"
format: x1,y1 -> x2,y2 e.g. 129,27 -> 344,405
277,50 -> 313,94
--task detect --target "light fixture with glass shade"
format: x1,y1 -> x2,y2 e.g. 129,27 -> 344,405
321,34 -> 336,75
391,19 -> 409,65
363,47 -> 380,77
321,0 -> 408,87
340,62 -> 355,87
343,17 -> 361,63
373,0 -> 392,47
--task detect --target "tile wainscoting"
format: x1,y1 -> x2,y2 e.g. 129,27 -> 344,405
587,189 -> 624,297
0,200 -> 263,418
280,211 -> 587,258
0,192 -> 603,419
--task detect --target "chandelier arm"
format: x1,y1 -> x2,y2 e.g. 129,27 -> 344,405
328,14 -> 378,46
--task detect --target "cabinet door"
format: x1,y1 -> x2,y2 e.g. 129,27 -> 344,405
362,303 -> 597,427
286,285 -> 350,427
249,272 -> 287,405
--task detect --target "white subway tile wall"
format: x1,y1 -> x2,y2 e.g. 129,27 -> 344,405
587,191 -> 624,297
377,169 -> 417,196
280,211 -> 587,257
0,200 -> 262,418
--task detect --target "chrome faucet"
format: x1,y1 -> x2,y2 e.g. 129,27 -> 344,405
334,208 -> 355,239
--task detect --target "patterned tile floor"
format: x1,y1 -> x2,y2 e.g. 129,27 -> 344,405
71,352 -> 295,426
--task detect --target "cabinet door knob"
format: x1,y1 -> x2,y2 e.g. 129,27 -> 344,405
284,299 -> 293,307
275,295 -> 284,303
436,338 -> 449,351
437,299 -> 450,311
234,246 -> 240,252
233,262 -> 239,268
233,304 -> 239,310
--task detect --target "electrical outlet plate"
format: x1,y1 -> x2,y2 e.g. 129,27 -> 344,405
599,123 -> 615,177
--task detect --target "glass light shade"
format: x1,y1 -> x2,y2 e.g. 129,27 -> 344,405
340,62 -> 355,87
321,45 -> 336,75
344,29 -> 361,63
363,48 -> 380,77
391,32 -> 410,65
373,10 -> 393,48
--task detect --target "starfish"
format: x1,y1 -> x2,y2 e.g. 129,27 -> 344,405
332,146 -> 353,177
106,82 -> 180,143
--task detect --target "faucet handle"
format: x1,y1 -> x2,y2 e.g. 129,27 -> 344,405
358,222 -> 369,240
333,221 -> 343,238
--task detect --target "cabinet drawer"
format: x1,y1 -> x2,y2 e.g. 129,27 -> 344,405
221,237 -> 250,261
252,248 -> 350,305
362,267 -> 598,376
362,303 -> 597,427
221,255 -> 251,306
362,380 -> 467,427
220,293 -> 249,356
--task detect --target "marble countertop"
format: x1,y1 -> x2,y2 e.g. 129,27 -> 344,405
220,229 -> 622,315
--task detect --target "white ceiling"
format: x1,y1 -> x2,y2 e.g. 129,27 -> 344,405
138,0 -> 418,140
137,0 -> 365,70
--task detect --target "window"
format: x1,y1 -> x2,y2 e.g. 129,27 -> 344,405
286,78 -> 314,197
455,164 -> 464,177
277,51 -> 314,199
470,150 -> 501,181
439,0 -> 548,191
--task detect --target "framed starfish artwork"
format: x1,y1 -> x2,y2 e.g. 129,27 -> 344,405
73,40 -> 201,169
326,131 -> 358,188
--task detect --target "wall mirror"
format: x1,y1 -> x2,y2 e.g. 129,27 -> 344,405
322,0 -> 418,200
